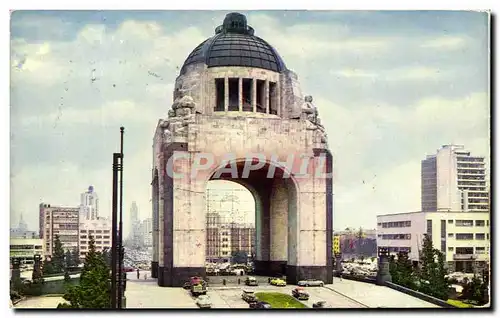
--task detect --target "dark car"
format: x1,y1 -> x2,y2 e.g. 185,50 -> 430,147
249,301 -> 271,309
313,301 -> 329,308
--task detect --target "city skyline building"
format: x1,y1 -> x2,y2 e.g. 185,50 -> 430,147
421,144 -> 489,212
79,185 -> 100,220
10,214 -> 38,239
39,203 -> 80,257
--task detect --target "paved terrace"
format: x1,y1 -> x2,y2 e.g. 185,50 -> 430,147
14,272 -> 440,309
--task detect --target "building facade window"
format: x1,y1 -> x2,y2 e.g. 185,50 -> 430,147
427,220 -> 432,239
475,247 -> 486,254
456,233 -> 474,240
440,220 -> 446,252
448,220 -> 453,224
475,233 -> 485,240
456,220 -> 474,227
455,247 -> 473,254
448,233 -> 454,238
475,220 -> 485,226
448,247 -> 454,252
380,221 -> 411,228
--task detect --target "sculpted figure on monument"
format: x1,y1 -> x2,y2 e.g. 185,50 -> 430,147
173,95 -> 196,117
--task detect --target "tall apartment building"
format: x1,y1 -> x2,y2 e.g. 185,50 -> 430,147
139,218 -> 153,247
79,218 -> 112,259
39,203 -> 80,257
79,186 -> 99,220
229,222 -> 256,258
421,145 -> 489,212
376,211 -> 490,273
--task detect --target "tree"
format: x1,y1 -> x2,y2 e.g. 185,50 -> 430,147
42,259 -> 56,276
71,249 -> 81,267
65,250 -> 73,268
417,234 -> 449,300
102,247 -> 112,268
52,235 -> 65,273
58,235 -> 111,308
231,250 -> 248,264
390,252 -> 417,290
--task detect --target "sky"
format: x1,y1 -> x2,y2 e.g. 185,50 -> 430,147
10,10 -> 490,234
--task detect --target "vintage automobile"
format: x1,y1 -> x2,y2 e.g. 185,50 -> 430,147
270,278 -> 286,286
241,290 -> 258,303
245,276 -> 259,286
312,301 -> 330,308
292,287 -> 310,300
196,295 -> 212,308
249,301 -> 272,309
297,279 -> 324,287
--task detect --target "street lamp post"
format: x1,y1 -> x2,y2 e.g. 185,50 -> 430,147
111,127 -> 125,309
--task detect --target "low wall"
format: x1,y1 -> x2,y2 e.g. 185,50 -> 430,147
385,282 -> 453,308
333,272 -> 377,284
41,278 -> 79,295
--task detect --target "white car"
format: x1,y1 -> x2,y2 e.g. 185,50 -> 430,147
297,279 -> 324,287
196,295 -> 212,308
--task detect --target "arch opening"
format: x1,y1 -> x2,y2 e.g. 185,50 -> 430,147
207,160 -> 299,281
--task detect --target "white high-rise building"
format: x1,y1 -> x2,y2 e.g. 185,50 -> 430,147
79,218 -> 112,259
421,145 -> 489,212
80,185 -> 99,220
140,218 -> 153,247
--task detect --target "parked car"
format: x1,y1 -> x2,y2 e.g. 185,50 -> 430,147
312,301 -> 329,308
249,301 -> 271,309
241,290 -> 258,303
196,295 -> 212,308
270,278 -> 286,286
292,287 -> 309,300
297,279 -> 324,287
245,276 -> 258,286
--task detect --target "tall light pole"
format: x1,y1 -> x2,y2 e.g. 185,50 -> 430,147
111,127 -> 125,309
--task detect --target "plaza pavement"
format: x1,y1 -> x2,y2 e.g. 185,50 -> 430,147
13,271 -> 439,309
325,277 -> 440,308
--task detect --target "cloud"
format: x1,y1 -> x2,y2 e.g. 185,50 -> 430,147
420,36 -> 468,50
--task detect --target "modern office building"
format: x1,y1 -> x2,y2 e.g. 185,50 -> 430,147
39,203 -> 80,257
79,218 -> 112,258
80,185 -> 100,220
9,238 -> 43,266
421,145 -> 489,212
376,211 -> 490,273
139,218 -> 153,247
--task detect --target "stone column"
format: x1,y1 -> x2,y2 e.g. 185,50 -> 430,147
238,78 -> 243,112
224,77 -> 229,112
265,80 -> 270,114
277,81 -> 281,117
252,79 -> 257,112
376,248 -> 392,285
151,174 -> 159,278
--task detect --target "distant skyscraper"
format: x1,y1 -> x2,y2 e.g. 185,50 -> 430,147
10,213 -> 37,239
80,185 -> 99,220
421,145 -> 489,212
129,202 -> 141,247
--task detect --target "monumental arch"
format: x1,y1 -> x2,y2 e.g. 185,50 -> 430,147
151,12 -> 333,287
